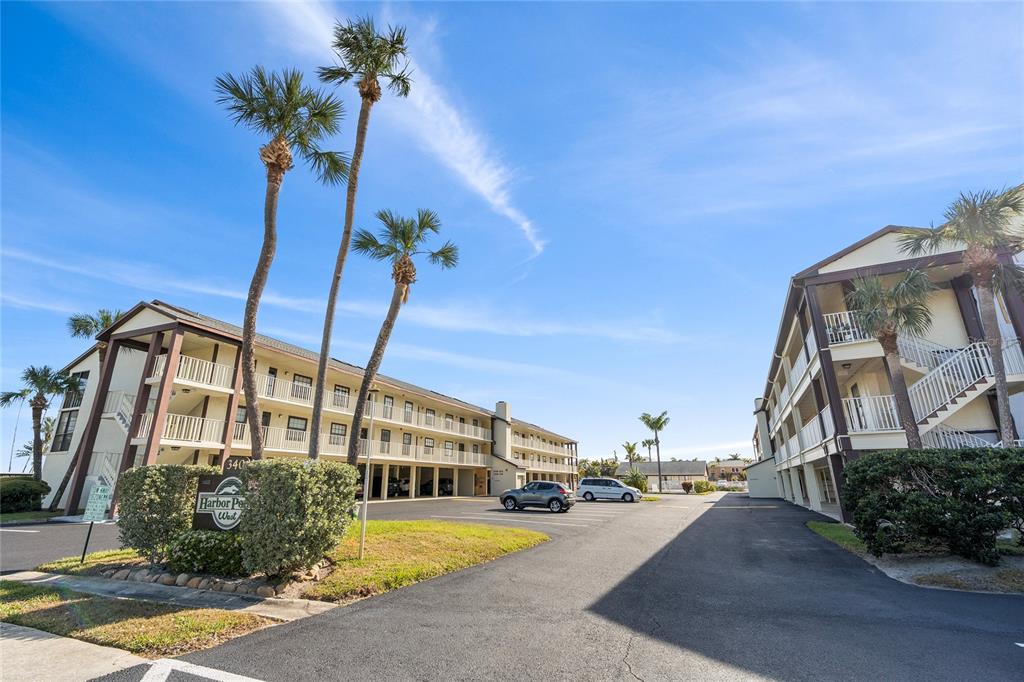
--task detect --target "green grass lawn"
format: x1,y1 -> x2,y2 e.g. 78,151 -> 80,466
0,510 -> 60,524
807,521 -> 867,554
0,580 -> 272,658
38,549 -> 144,576
640,496 -> 661,502
301,519 -> 548,603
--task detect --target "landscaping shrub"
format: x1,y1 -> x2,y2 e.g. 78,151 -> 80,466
681,481 -> 693,494
622,468 -> 648,493
693,480 -> 717,494
844,449 -> 1014,565
118,465 -> 216,565
168,530 -> 245,577
0,477 -> 51,513
989,448 -> 1024,546
240,459 -> 358,577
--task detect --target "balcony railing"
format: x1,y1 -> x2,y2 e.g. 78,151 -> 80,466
823,311 -> 871,345
522,459 -> 575,473
151,354 -> 234,390
135,412 -> 225,444
842,395 -> 901,432
511,435 -> 571,455
798,416 -> 823,452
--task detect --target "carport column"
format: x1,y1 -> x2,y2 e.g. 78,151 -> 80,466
452,468 -> 459,497
409,466 -> 416,499
787,469 -> 799,503
381,463 -> 390,500
802,462 -> 823,511
432,466 -> 439,497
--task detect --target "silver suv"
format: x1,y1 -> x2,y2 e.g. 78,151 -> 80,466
501,481 -> 575,513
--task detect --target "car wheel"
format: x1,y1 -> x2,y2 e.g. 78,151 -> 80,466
622,493 -> 634,503
548,498 -> 563,513
503,497 -> 518,511
583,492 -> 595,502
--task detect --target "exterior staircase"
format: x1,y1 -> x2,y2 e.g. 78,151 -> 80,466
101,391 -> 136,434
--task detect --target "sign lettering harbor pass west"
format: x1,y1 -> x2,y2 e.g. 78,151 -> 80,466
194,475 -> 244,531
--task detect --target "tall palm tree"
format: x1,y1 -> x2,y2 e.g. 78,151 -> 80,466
639,411 -> 670,491
16,417 -> 55,473
215,67 -> 347,460
47,309 -> 127,510
641,438 -> 655,462
310,17 -> 412,460
6,388 -> 30,473
345,209 -> 458,464
622,441 -> 642,464
847,271 -> 934,448
0,367 -> 80,481
899,186 -> 1024,444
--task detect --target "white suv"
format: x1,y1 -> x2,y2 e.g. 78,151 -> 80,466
577,477 -> 643,502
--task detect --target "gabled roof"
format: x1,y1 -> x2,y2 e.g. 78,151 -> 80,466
792,225 -> 928,280
615,460 -> 707,476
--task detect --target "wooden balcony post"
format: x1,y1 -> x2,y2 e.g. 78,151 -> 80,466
143,327 -> 184,466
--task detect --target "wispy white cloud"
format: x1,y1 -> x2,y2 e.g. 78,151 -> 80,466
261,2 -> 545,255
0,292 -> 78,315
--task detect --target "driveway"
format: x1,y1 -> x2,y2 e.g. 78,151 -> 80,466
94,492 -> 1024,681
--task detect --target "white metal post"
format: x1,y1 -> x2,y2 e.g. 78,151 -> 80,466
358,389 -> 378,560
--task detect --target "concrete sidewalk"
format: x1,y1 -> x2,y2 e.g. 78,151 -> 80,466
0,622 -> 145,681
4,571 -> 335,622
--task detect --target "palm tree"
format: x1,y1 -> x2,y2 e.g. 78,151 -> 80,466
47,309 -> 127,510
622,441 -> 642,464
847,271 -> 934,448
639,411 -> 670,492
6,388 -> 30,473
215,67 -> 347,460
345,209 -> 458,464
641,438 -> 655,462
310,17 -> 412,460
16,418 -> 55,473
0,367 -> 80,481
899,186 -> 1024,444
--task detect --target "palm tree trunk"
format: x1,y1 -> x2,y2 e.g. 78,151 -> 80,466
310,97 -> 375,459
977,282 -> 1014,443
242,152 -> 286,460
30,397 -> 44,482
346,282 -> 405,465
49,343 -> 108,511
881,340 -> 922,449
654,432 -> 662,493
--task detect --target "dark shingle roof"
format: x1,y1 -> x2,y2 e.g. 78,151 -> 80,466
615,461 -> 707,476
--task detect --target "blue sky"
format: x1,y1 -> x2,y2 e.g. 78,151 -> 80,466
2,1 -> 1022,471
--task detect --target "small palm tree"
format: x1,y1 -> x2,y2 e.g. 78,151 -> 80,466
345,209 -> 458,464
47,309 -> 127,510
15,418 -> 56,473
310,17 -> 412,459
899,186 -> 1024,444
847,271 -> 934,448
0,367 -> 80,481
622,441 -> 642,464
639,411 -> 670,492
216,67 -> 347,459
641,438 -> 655,462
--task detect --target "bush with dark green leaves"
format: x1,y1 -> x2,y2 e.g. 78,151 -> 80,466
0,477 -> 51,513
692,479 -> 717,494
118,465 -> 217,565
844,449 -> 1019,565
240,459 -> 358,577
168,529 -> 245,577
622,468 -> 648,493
681,481 -> 694,494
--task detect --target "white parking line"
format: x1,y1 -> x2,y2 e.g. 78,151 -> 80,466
141,658 -> 264,681
432,515 -> 592,528
0,529 -> 39,533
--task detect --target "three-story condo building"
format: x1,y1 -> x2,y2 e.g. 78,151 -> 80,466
46,301 -> 578,512
751,226 -> 1024,520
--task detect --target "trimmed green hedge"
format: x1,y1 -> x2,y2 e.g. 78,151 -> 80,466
693,480 -> 717,494
118,465 -> 217,565
168,530 -> 246,577
0,477 -> 51,513
844,448 -> 1021,565
240,459 -> 358,577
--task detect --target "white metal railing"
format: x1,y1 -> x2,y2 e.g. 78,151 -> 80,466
822,405 -> 835,438
1002,338 -> 1024,375
799,416 -> 823,452
843,395 -> 901,432
786,433 -> 800,458
790,351 -> 808,385
823,311 -> 870,345
804,327 -> 816,360
255,373 -> 314,406
135,413 -> 153,440
511,435 -> 571,455
897,333 -> 957,370
151,354 -> 167,380
87,451 -> 121,486
151,354 -> 234,390
922,424 -> 994,449
102,391 -> 136,432
908,342 -> 992,421
163,413 -> 225,444
521,458 -> 575,473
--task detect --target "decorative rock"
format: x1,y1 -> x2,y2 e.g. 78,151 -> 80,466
175,573 -> 191,587
275,583 -> 289,595
186,577 -> 203,589
234,586 -> 251,595
219,583 -> 236,593
148,574 -> 162,583
159,574 -> 177,586
112,569 -> 131,581
255,585 -> 275,598
197,578 -> 212,590
131,569 -> 151,582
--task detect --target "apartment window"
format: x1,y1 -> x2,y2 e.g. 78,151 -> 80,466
424,437 -> 434,454
383,395 -> 394,419
402,432 -> 413,455
425,409 -> 435,426
261,411 -> 271,428
329,423 -> 347,445
267,367 -> 278,393
380,429 -> 391,454
62,371 -> 89,409
333,385 -> 350,408
235,406 -> 247,423
286,416 -> 307,442
444,414 -> 454,430
404,401 -> 414,423
444,441 -> 454,454
472,444 -> 479,454
458,443 -> 465,452
51,410 -> 78,452
292,374 -> 312,401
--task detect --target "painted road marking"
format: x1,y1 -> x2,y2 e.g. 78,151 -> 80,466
140,658 -> 264,681
1016,642 -> 1024,648
0,529 -> 40,533
432,514 -> 592,528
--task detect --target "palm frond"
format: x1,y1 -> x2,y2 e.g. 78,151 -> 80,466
0,389 -> 30,408
304,148 -> 350,186
426,241 -> 459,269
352,228 -> 394,260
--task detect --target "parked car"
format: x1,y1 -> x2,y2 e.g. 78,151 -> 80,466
577,477 -> 642,502
501,481 -> 575,512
